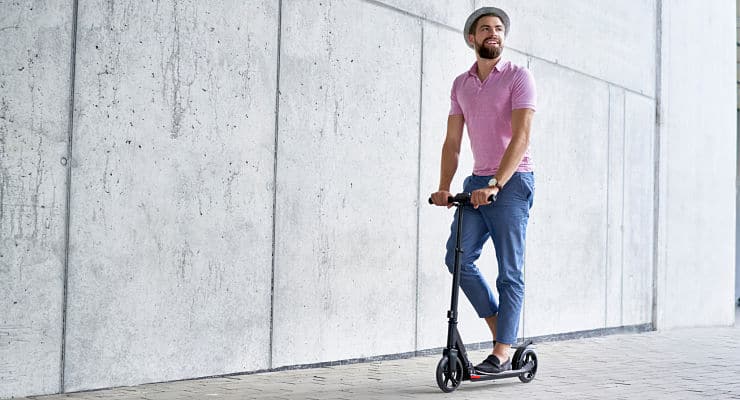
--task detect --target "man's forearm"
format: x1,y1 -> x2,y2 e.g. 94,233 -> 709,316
495,108 -> 533,187
438,143 -> 460,191
495,135 -> 529,187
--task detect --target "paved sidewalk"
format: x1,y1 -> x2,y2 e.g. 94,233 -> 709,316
19,310 -> 740,400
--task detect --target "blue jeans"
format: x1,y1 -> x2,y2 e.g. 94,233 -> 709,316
445,172 -> 534,345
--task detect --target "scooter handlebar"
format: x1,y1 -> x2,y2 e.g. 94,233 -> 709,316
428,192 -> 495,205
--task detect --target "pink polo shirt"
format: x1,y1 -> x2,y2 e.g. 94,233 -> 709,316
449,60 -> 536,175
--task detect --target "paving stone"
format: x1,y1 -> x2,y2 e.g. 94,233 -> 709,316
11,311 -> 740,400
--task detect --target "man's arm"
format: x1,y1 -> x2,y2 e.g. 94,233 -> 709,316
495,108 -> 534,186
470,108 -> 534,207
431,114 -> 465,206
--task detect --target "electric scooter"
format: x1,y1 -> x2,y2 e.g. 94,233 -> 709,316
429,192 -> 538,393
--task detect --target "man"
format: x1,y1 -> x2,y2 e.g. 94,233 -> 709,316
430,7 -> 536,374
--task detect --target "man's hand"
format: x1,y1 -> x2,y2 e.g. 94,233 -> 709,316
431,190 -> 454,208
471,187 -> 498,209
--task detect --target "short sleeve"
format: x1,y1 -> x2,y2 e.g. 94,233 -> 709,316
511,68 -> 536,111
449,80 -> 463,116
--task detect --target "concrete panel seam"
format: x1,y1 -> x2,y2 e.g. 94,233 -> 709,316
522,54 -> 532,340
620,90 -> 626,327
60,0 -> 80,393
605,86 -> 611,327
652,0 -> 663,329
269,0 -> 283,371
526,53 -> 655,101
360,0 -> 459,34
363,0 -> 654,98
414,24 -> 424,353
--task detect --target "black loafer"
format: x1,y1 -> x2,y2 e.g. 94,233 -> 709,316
474,354 -> 512,374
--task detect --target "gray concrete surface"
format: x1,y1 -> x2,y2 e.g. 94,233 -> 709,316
381,0 -> 474,29
620,93 -> 656,326
655,0 -> 737,329
13,310 -> 740,400
525,59 -> 612,336
62,0 -> 278,392
0,1 -> 73,395
2,0 -> 737,397
477,0 -> 657,96
272,0 -> 421,368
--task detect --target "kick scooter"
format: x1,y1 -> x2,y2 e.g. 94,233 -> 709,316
429,192 -> 538,393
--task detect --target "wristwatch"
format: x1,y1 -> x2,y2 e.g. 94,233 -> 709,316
488,177 -> 502,190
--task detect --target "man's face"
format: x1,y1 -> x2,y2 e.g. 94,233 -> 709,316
469,15 -> 505,60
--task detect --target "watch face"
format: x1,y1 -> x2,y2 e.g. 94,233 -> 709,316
488,178 -> 497,187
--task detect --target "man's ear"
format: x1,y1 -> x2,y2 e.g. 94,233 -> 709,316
467,33 -> 475,46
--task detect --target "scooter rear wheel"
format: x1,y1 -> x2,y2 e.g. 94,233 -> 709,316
435,356 -> 464,392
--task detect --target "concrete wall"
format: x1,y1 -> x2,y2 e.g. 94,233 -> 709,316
272,0 -> 421,366
475,0 -> 658,336
0,1 -> 73,396
1,0 -> 736,397
655,0 -> 737,328
62,0 -> 278,391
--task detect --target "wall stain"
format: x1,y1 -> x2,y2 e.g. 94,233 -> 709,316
0,97 -> 8,231
99,1 -> 132,115
161,0 -> 196,139
138,202 -> 163,253
333,98 -> 339,139
314,184 -> 336,316
177,240 -> 194,282
207,260 -> 224,292
0,3 -> 23,35
0,325 -> 33,350
223,165 -> 240,212
102,150 -> 111,195
31,135 -> 43,239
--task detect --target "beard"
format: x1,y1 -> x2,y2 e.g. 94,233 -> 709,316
475,39 -> 503,59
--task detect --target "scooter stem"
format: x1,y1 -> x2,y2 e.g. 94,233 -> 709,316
446,200 -> 466,350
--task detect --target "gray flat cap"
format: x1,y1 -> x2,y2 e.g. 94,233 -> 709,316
464,7 -> 510,48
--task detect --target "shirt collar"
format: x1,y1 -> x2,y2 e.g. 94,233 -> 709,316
467,59 -> 509,77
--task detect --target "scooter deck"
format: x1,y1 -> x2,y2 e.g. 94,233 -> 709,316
468,361 -> 535,381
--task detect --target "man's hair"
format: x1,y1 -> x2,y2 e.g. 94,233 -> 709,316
468,13 -> 505,35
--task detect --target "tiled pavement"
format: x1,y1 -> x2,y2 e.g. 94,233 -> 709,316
15,309 -> 740,400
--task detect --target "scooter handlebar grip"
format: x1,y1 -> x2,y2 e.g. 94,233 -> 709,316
427,196 -> 455,205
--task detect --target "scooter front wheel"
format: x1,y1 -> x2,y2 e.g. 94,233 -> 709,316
435,356 -> 464,392
517,348 -> 538,383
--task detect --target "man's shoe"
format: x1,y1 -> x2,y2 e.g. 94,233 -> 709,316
474,354 -> 512,374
